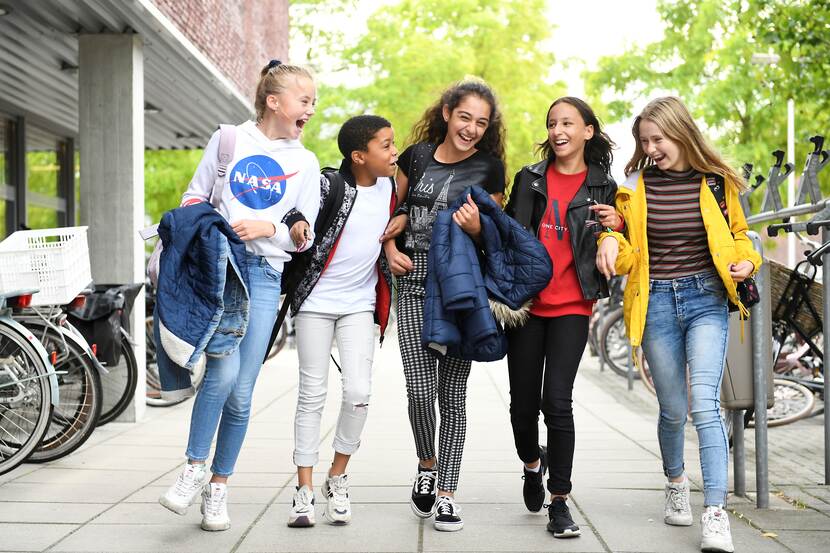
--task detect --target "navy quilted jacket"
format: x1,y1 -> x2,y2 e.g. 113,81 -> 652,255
156,202 -> 250,384
423,186 -> 552,361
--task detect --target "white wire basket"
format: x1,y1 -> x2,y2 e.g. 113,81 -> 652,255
0,226 -> 92,306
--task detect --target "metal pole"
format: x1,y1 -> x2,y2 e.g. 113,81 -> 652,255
748,231 -> 770,508
823,227 -> 830,485
747,200 -> 830,225
787,99 -> 796,268
732,409 -> 746,497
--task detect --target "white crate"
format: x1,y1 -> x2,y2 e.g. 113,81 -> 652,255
0,226 -> 92,306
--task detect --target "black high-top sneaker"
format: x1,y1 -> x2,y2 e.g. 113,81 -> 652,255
410,464 -> 438,518
547,497 -> 580,538
522,445 -> 547,512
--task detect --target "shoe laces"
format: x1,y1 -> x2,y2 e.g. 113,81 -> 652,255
293,486 -> 314,513
203,485 -> 226,517
667,485 -> 689,513
702,507 -> 730,536
327,475 -> 349,508
174,465 -> 204,496
415,470 -> 437,495
435,495 -> 458,516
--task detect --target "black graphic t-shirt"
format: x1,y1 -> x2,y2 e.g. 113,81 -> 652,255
398,144 -> 505,252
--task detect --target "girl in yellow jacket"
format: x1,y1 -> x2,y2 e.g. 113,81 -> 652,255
596,97 -> 761,553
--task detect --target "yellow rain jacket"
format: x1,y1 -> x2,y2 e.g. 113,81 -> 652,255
600,169 -> 763,347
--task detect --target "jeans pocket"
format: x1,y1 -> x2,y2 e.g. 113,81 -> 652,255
261,262 -> 282,283
700,275 -> 726,297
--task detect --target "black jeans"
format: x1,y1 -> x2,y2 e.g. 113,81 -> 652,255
506,314 -> 589,495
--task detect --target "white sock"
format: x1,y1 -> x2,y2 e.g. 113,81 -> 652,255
524,462 -> 541,473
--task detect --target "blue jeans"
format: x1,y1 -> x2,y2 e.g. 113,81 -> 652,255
641,271 -> 729,507
185,253 -> 281,477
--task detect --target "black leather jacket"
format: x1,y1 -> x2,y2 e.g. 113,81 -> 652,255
504,159 -> 617,301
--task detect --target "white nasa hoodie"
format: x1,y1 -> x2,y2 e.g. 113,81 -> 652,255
182,120 -> 321,271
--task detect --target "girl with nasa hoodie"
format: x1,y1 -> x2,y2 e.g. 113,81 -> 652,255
159,60 -> 321,533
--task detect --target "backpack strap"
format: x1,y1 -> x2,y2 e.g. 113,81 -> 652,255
264,169 -> 349,363
705,173 -> 729,223
408,142 -> 437,187
210,124 -> 236,208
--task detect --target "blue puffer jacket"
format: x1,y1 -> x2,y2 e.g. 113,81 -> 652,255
155,202 -> 250,398
423,186 -> 552,361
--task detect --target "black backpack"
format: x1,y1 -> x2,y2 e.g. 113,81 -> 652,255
263,168 -> 348,360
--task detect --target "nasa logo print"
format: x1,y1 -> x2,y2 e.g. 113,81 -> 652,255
229,155 -> 298,209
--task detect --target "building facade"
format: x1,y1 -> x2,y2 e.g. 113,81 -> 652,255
0,0 -> 290,420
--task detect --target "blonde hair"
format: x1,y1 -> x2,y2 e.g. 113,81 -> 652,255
625,96 -> 746,191
254,60 -> 315,123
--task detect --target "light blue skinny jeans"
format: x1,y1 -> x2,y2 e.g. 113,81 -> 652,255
641,271 -> 730,507
185,253 -> 281,477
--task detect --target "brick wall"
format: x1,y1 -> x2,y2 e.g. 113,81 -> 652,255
151,0 -> 289,101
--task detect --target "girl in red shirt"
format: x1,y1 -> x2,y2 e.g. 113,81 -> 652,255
504,97 -> 620,539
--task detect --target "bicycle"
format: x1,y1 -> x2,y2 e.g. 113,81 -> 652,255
0,291 -> 58,475
68,284 -> 142,424
13,296 -> 104,462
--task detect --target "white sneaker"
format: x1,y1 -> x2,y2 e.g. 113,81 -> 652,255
287,485 -> 316,527
323,473 -> 352,525
159,463 -> 209,515
701,505 -> 734,552
200,482 -> 230,531
664,477 -> 693,526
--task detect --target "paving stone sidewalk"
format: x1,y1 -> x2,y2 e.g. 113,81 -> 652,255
1,331 -> 827,552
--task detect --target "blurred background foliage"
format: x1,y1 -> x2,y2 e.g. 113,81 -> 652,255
143,0 -> 830,224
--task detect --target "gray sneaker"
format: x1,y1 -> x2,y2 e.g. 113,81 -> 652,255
664,478 -> 693,526
701,506 -> 734,552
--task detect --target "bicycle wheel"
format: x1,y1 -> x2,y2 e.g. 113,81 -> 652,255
0,322 -> 53,475
638,350 -> 655,394
747,379 -> 815,428
97,335 -> 138,425
599,309 -> 641,380
145,314 -> 203,408
27,325 -> 102,462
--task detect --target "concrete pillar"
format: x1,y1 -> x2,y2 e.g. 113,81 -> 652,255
78,34 -> 146,422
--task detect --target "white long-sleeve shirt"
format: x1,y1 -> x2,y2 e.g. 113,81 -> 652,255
182,120 -> 321,272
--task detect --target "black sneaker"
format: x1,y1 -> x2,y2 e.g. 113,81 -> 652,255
410,464 -> 437,518
547,497 -> 581,538
433,495 -> 463,531
522,445 -> 547,512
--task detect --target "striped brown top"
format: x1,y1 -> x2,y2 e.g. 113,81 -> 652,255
644,166 -> 715,279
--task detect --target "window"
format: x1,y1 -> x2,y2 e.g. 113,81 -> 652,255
26,123 -> 62,230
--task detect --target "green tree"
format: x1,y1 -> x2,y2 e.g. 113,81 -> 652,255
297,0 -> 565,194
144,149 -> 203,225
585,0 -> 830,198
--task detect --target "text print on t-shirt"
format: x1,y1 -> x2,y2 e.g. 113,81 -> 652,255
229,155 -> 299,210
407,171 -> 453,250
540,199 -> 567,240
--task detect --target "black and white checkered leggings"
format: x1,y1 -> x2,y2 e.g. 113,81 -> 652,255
397,252 -> 472,492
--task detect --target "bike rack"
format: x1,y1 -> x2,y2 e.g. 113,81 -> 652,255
736,136 -> 830,500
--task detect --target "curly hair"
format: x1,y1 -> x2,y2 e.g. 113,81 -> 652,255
408,80 -> 506,167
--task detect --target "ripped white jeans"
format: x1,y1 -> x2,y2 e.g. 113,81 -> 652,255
293,310 -> 375,467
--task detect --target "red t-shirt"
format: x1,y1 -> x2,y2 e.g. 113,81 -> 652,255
530,164 -> 595,318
